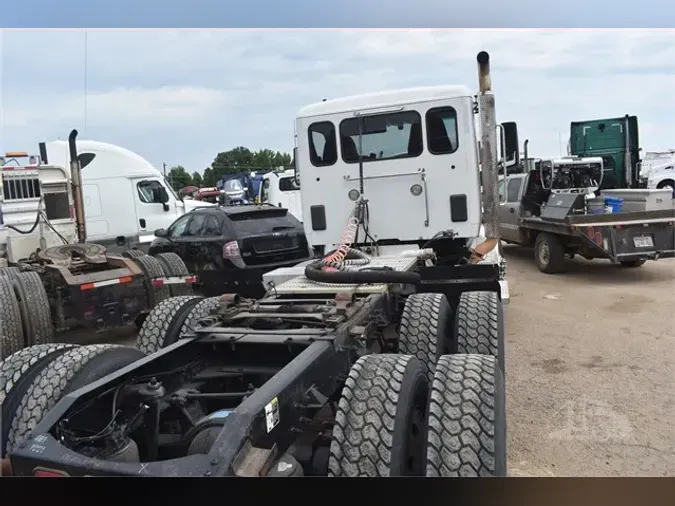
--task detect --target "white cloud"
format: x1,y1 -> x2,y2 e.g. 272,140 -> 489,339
1,29 -> 674,171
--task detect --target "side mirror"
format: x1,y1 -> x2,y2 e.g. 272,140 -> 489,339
154,228 -> 167,238
153,186 -> 170,203
500,121 -> 520,167
293,147 -> 300,186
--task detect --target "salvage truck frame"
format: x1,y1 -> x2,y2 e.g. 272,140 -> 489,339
3,52 -> 512,478
0,132 -> 197,360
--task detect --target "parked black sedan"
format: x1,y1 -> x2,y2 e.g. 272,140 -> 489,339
149,205 -> 312,298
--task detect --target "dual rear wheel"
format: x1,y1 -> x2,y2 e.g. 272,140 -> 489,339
328,290 -> 506,477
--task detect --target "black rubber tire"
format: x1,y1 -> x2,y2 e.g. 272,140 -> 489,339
656,179 -> 674,194
133,255 -> 171,308
426,354 -> 506,477
0,266 -> 20,277
0,343 -> 78,457
0,276 -> 25,360
178,296 -> 221,338
534,232 -> 566,274
399,293 -> 452,383
619,259 -> 646,268
4,344 -> 145,456
455,291 -> 505,374
12,272 -> 54,347
122,249 -> 146,259
328,354 -> 429,477
153,252 -> 193,297
136,296 -> 204,354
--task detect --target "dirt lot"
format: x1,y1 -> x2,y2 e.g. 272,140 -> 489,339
503,246 -> 675,477
72,248 -> 675,477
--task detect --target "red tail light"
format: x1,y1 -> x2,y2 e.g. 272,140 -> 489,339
33,467 -> 69,477
222,241 -> 241,259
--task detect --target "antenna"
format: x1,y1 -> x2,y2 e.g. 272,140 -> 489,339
84,29 -> 88,134
558,132 -> 562,157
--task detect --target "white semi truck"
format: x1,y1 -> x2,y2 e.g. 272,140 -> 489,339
0,131 -> 197,360
3,51 -> 513,478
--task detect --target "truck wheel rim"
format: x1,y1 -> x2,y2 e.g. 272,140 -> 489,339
538,242 -> 550,265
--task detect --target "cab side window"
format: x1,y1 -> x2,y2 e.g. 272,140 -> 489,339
507,178 -> 523,202
137,180 -> 166,204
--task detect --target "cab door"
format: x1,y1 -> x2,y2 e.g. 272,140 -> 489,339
498,175 -> 525,243
132,178 -> 174,244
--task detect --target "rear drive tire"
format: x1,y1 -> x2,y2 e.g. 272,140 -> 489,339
133,255 -> 171,308
455,291 -> 505,374
3,344 -> 145,456
619,259 -> 646,268
328,354 -> 428,477
0,266 -> 20,277
178,297 -> 221,338
399,293 -> 452,383
0,343 -> 78,457
534,233 -> 566,274
122,249 -> 146,259
153,252 -> 194,296
12,272 -> 54,347
0,276 -> 25,360
426,354 -> 506,477
136,296 -> 204,354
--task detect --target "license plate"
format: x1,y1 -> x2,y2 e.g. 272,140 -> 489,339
633,235 -> 653,248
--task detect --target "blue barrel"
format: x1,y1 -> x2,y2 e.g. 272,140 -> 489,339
604,197 -> 624,213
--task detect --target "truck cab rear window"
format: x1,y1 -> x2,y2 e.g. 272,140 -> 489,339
426,107 -> 459,154
308,122 -> 337,167
339,111 -> 423,164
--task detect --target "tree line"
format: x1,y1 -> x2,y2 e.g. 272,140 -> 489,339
165,146 -> 293,191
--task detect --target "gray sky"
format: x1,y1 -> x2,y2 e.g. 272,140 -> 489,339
2,29 -> 674,173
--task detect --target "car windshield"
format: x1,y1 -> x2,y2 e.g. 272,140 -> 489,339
224,179 -> 244,192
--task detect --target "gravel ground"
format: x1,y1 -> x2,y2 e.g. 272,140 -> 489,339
503,246 -> 675,477
68,249 -> 675,477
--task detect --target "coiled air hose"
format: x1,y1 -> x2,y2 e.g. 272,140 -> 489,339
304,206 -> 422,286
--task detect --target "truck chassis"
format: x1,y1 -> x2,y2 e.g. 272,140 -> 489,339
4,255 -> 506,477
0,246 -> 197,360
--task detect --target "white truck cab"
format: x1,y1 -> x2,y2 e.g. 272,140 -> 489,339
259,169 -> 303,222
40,139 -> 210,252
295,85 -> 511,254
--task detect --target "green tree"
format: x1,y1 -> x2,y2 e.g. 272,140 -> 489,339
202,167 -> 217,187
191,171 -> 202,187
167,165 -> 192,191
210,147 -> 293,184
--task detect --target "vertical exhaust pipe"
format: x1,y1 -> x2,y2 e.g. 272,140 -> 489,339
624,114 -> 632,187
477,51 -> 499,242
68,129 -> 87,243
523,139 -> 529,171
